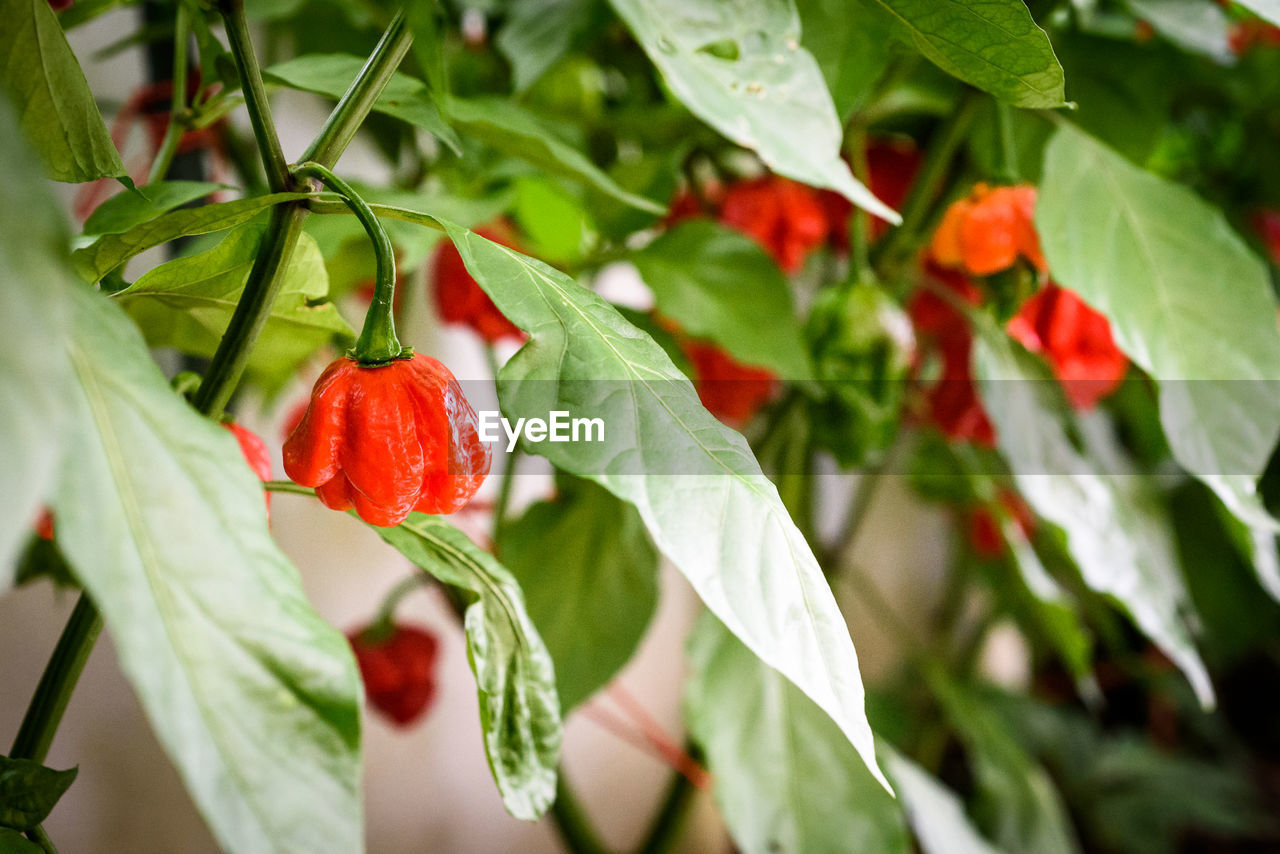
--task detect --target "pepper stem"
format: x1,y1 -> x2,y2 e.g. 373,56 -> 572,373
292,161 -> 402,364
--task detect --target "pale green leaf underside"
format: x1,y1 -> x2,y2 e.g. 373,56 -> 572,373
438,220 -> 888,790
872,0 -> 1066,108
375,516 -> 561,821
607,0 -> 899,222
1037,124 -> 1280,583
974,331 -> 1213,707
54,285 -> 363,854
0,0 -> 127,182
885,749 -> 1006,854
1237,0 -> 1280,26
686,616 -> 909,854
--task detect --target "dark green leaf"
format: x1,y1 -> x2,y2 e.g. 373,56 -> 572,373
72,192 -> 311,282
631,220 -> 812,380
500,476 -> 658,711
448,96 -> 665,214
974,329 -> 1214,706
113,224 -> 352,396
885,749 -> 1005,854
83,181 -> 227,235
496,0 -> 596,91
375,515 -> 561,820
1037,125 -> 1280,558
870,0 -> 1066,108
607,0 -> 898,221
686,616 -> 909,854
263,53 -> 462,154
0,95 -> 74,581
0,0 -> 127,182
49,282 -> 363,853
437,221 -> 888,790
0,757 -> 77,831
796,0 -> 893,121
0,828 -> 43,853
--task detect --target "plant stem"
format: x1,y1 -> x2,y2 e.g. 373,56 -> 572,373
491,442 -> 520,554
294,161 -> 402,363
218,0 -> 289,191
10,594 -> 103,763
996,99 -> 1020,183
635,763 -> 699,854
302,10 -> 412,169
146,2 -> 190,186
264,479 -> 317,496
193,204 -> 306,416
550,770 -> 611,854
871,89 -> 982,272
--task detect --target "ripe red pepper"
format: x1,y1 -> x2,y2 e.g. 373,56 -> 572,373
34,510 -> 55,541
431,224 -> 524,342
1007,284 -> 1128,410
930,183 -> 1045,276
348,624 -> 441,727
821,138 -> 922,248
967,490 -> 1036,558
282,353 -> 491,526
683,339 -> 778,426
718,175 -> 830,273
223,422 -> 273,516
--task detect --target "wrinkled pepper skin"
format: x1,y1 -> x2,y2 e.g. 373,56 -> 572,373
283,353 -> 491,526
348,624 -> 440,727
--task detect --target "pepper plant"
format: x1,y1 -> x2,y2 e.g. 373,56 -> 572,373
3,0 -> 1280,851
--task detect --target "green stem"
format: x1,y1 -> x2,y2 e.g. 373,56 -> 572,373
371,574 -> 426,630
492,441 -> 520,554
193,204 -> 306,416
550,771 -> 611,854
146,2 -> 191,186
302,11 -> 412,168
846,126 -> 872,280
634,763 -> 698,854
264,479 -> 317,496
218,0 -> 289,192
871,89 -> 982,272
996,99 -> 1019,183
293,161 -> 401,363
10,594 -> 103,763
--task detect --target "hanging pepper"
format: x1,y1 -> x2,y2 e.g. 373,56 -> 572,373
718,175 -> 830,273
930,183 -> 1045,276
347,623 -> 441,726
431,223 -> 524,342
284,162 -> 491,526
222,421 -> 273,516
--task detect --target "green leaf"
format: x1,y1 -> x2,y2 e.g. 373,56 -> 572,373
884,749 -> 1005,854
83,181 -> 227,235
869,0 -> 1066,108
263,53 -> 462,155
51,283 -> 363,854
685,616 -> 909,854
630,220 -> 812,380
1124,0 -> 1231,60
1037,125 -> 1280,555
500,476 -> 659,711
0,828 -> 43,853
496,0 -> 596,91
0,0 -> 127,182
1237,0 -> 1280,26
511,176 -> 596,264
0,757 -> 77,831
374,515 -> 561,821
796,0 -> 893,121
72,192 -> 311,282
437,220 -> 889,791
607,0 -> 898,222
448,96 -> 665,214
0,95 -> 74,581
113,224 -> 353,396
973,329 -> 1214,706
930,674 -> 1080,854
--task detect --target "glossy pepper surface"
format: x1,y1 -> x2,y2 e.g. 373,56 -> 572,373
223,422 -> 273,516
283,353 -> 491,526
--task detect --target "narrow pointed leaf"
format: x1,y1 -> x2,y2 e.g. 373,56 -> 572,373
0,757 -> 77,831
83,181 -> 227,235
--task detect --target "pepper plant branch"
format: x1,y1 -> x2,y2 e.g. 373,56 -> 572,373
550,770 -> 612,854
146,1 -> 191,186
294,162 -> 403,363
217,0 -> 289,191
264,479 -> 317,496
302,10 -> 412,168
9,593 -> 103,763
635,755 -> 700,854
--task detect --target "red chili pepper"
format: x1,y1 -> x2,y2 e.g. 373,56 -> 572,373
821,138 -> 923,249
348,624 -> 440,727
967,490 -> 1035,558
718,175 -> 830,273
1252,209 -> 1280,265
222,422 -> 273,517
683,339 -> 778,426
431,224 -> 525,342
1230,19 -> 1280,54
282,354 -> 491,526
34,509 -> 55,541
930,183 -> 1045,276
1007,284 -> 1128,410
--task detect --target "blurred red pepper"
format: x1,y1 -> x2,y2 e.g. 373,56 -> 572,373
821,138 -> 922,248
222,422 -> 273,517
283,354 -> 491,526
34,510 -> 55,541
683,339 -> 778,426
1230,19 -> 1280,54
348,624 -> 440,727
968,490 -> 1036,558
1007,284 -> 1128,410
718,175 -> 829,273
930,183 -> 1045,276
431,223 -> 525,342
